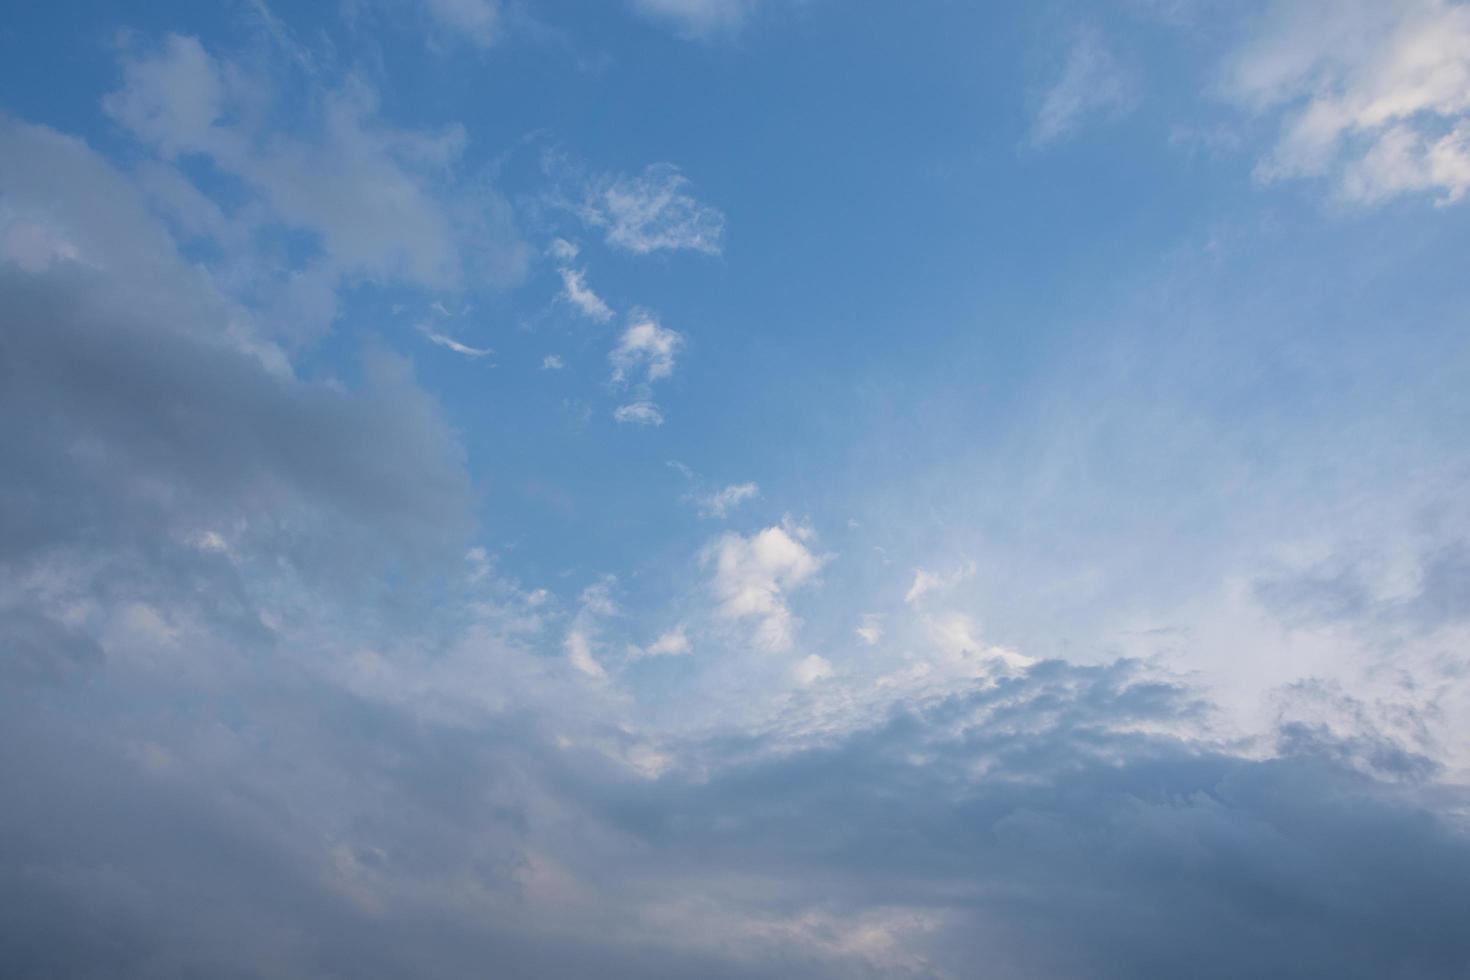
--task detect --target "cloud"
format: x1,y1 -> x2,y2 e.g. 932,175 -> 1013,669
704,521 -> 827,651
613,401 -> 666,426
0,116 -> 473,571
904,561 -> 976,604
631,0 -> 758,37
541,354 -> 566,370
698,482 -> 760,519
611,315 -> 684,384
1031,27 -> 1136,145
791,653 -> 833,685
417,323 -> 493,358
578,164 -> 725,255
1222,0 -> 1470,204
632,627 -> 692,660
563,580 -> 620,679
855,613 -> 883,646
559,267 -> 615,322
422,0 -> 501,47
100,33 -> 528,342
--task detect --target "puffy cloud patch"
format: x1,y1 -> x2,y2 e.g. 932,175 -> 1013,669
1223,0 -> 1470,204
704,521 -> 827,651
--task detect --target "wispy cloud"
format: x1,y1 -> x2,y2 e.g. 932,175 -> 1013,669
422,0 -> 501,47
578,163 -> 725,255
698,482 -> 760,518
631,0 -> 758,38
613,400 -> 665,425
1030,27 -> 1136,146
559,266 -> 615,322
417,323 -> 493,358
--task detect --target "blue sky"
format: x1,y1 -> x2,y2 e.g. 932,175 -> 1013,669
3,1 -> 1470,976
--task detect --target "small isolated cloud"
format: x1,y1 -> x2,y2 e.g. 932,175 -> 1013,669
792,653 -> 834,685
422,0 -> 501,47
704,521 -> 827,651
631,0 -> 757,37
579,163 -> 725,255
541,354 -> 565,370
611,315 -> 683,384
417,323 -> 493,358
1031,28 -> 1136,146
855,613 -> 883,646
631,626 -> 692,660
699,482 -> 760,518
614,401 -> 665,426
559,267 -> 614,322
1222,0 -> 1470,204
904,560 -> 977,604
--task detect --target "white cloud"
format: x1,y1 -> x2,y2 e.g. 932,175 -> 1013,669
632,626 -> 692,660
699,482 -> 760,519
541,354 -> 565,370
579,163 -> 725,255
1222,0 -> 1470,204
613,401 -> 665,426
611,316 -> 684,384
101,33 -> 527,343
417,323 -> 492,358
564,629 -> 606,678
923,612 -> 1034,671
904,561 -> 976,604
560,267 -> 615,322
423,0 -> 500,47
1031,28 -> 1135,146
548,237 -> 579,261
704,521 -> 827,651
792,653 -> 834,685
564,579 -> 619,679
855,613 -> 883,646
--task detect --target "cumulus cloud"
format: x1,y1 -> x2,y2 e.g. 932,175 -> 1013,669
611,315 -> 683,384
578,163 -> 725,255
1031,27 -> 1136,145
704,521 -> 827,651
855,613 -> 883,646
541,354 -> 566,370
1222,0 -> 1470,204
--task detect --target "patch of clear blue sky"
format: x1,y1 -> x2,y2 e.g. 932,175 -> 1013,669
4,0 -> 1466,626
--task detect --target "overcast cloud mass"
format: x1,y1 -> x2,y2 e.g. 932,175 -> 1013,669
2,1 -> 1469,977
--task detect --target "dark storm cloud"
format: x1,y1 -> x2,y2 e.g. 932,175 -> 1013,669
3,649 -> 1469,979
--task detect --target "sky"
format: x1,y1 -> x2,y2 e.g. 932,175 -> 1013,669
2,0 -> 1470,976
